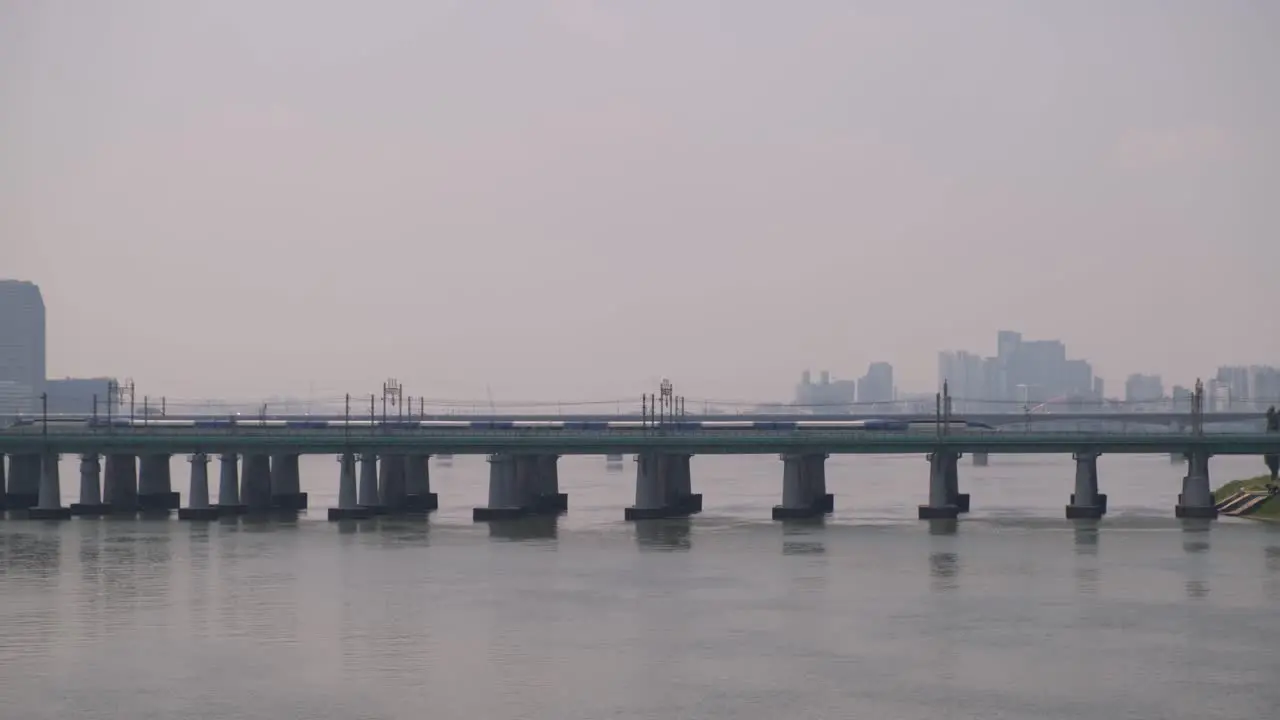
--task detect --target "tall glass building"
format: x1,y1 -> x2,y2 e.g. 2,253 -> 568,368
0,280 -> 46,414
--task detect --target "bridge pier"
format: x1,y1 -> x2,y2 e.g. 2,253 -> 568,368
179,453 -> 218,520
269,453 -> 308,511
241,453 -> 273,514
104,454 -> 138,513
358,453 -> 383,513
5,453 -> 40,510
474,454 -> 525,520
530,454 -> 568,514
71,454 -> 109,516
404,454 -> 438,513
1066,451 -> 1106,519
944,452 -> 969,512
972,452 -> 989,467
772,453 -> 832,519
1175,451 -> 1217,519
378,453 -> 408,513
0,453 -> 6,510
625,452 -> 701,520
29,452 -> 71,520
216,453 -> 247,515
138,454 -> 179,511
918,452 -> 960,519
329,452 -> 372,520
1170,452 -> 1184,464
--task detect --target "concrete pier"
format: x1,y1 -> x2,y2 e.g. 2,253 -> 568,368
71,454 -> 110,516
329,452 -> 372,520
1065,451 -> 1106,519
378,453 -> 408,513
216,453 -> 247,515
358,453 -> 383,513
1175,451 -> 1218,519
972,452 -> 989,467
1170,452 -> 1184,464
104,454 -> 138,513
942,452 -> 970,513
270,453 -> 308,510
0,453 -> 6,510
241,454 -> 273,514
805,453 -> 834,513
772,453 -> 833,519
138,454 -> 180,511
532,454 -> 568,513
474,454 -> 524,520
918,452 -> 960,519
29,452 -> 71,519
625,452 -> 702,520
179,453 -> 218,520
5,453 -> 40,510
403,454 -> 438,513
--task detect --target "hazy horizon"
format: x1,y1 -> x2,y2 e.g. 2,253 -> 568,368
3,1 -> 1277,404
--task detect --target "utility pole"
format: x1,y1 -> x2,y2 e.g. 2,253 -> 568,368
382,378 -> 402,425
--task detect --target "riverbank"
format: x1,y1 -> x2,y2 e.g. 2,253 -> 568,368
1214,475 -> 1280,520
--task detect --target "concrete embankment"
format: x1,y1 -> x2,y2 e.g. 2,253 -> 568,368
1213,475 -> 1280,520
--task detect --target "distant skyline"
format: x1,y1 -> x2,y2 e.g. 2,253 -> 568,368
3,2 -> 1277,402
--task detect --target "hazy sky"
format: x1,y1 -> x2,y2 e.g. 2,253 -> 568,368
2,1 -> 1277,405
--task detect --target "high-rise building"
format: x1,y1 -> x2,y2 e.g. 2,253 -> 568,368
1124,373 -> 1164,405
0,280 -> 46,414
46,377 -> 116,415
858,362 -> 894,406
1215,365 -> 1280,409
794,370 -> 856,412
937,350 -> 986,411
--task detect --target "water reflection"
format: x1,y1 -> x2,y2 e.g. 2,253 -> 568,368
1266,546 -> 1280,602
929,551 -> 959,591
487,515 -> 558,542
780,520 -> 825,555
1072,522 -> 1100,594
0,529 -> 62,574
1181,522 -> 1211,598
634,518 -> 692,551
374,518 -> 431,547
927,519 -> 958,536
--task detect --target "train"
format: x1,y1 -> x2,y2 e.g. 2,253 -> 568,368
9,416 -> 994,433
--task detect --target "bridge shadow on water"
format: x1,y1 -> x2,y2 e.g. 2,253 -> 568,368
487,515 -> 558,543
1073,521 -> 1101,594
779,517 -> 826,555
634,518 -> 692,552
926,520 -> 960,591
1181,520 -> 1212,599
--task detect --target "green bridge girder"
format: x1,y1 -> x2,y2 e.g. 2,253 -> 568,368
2,429 -> 1279,456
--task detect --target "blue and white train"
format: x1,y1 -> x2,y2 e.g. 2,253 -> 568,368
59,417 -> 992,432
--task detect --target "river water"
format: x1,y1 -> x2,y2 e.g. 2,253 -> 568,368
2,452 -> 1278,719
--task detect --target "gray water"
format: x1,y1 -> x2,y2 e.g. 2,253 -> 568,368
2,453 -> 1279,719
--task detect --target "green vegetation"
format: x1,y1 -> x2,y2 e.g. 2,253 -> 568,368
1213,475 -> 1271,502
1214,475 -> 1280,520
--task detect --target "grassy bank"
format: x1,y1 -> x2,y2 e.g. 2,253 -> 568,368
1213,475 -> 1280,520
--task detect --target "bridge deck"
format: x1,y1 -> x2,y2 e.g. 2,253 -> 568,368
2,429 -> 1277,455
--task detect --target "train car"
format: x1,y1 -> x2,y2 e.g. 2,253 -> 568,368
285,420 -> 330,430
794,420 -> 872,430
699,420 -> 751,429
563,420 -> 607,431
138,419 -> 196,428
605,421 -> 648,430
418,420 -> 472,429
236,419 -> 288,428
194,419 -> 236,429
512,420 -> 565,430
904,420 -> 992,432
